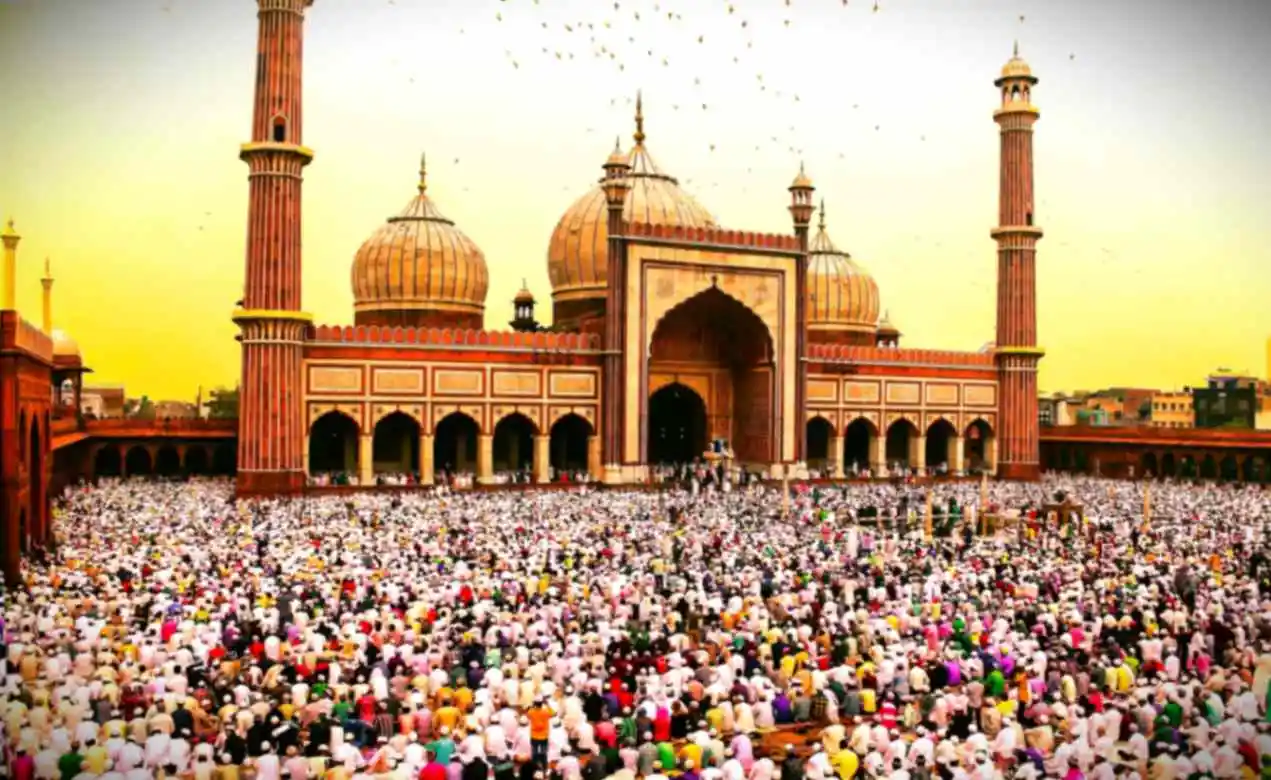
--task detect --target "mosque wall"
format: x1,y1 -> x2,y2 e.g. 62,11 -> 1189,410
0,311 -> 54,585
622,230 -> 802,476
301,341 -> 603,483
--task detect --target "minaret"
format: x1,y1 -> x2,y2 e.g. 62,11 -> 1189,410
40,257 -> 53,333
992,43 -> 1044,481
232,0 -> 316,496
601,130 -> 632,481
1,218 -> 19,310
789,163 -> 815,466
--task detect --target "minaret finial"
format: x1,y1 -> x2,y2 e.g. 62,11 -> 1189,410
634,90 -> 645,145
43,256 -> 51,279
1013,39 -> 1019,57
818,199 -> 826,230
417,152 -> 428,193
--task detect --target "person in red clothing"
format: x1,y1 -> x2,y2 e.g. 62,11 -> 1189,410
419,750 -> 446,780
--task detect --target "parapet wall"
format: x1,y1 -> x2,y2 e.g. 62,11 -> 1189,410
622,221 -> 802,253
308,325 -> 601,352
809,343 -> 996,367
0,311 -> 53,363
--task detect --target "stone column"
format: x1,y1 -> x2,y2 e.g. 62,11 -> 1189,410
533,435 -> 551,484
828,434 -> 844,479
477,434 -> 494,484
985,436 -> 998,473
587,434 -> 601,479
910,434 -> 926,472
950,436 -> 965,474
420,433 -> 434,485
302,433 -> 311,476
869,435 -> 885,477
358,434 -> 373,486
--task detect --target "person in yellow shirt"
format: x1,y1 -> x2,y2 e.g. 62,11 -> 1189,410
434,698 -> 461,734
453,681 -> 474,713
679,741 -> 703,769
831,748 -> 859,780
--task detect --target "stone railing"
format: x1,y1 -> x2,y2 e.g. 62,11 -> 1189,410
808,343 -> 996,367
307,325 -> 601,351
622,220 -> 802,252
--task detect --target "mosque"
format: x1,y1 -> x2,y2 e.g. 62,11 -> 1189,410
230,0 -> 1044,496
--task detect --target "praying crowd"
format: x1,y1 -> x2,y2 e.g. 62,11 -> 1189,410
5,474 -> 1271,780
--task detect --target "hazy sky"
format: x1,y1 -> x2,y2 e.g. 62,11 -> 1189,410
1,0 -> 1269,400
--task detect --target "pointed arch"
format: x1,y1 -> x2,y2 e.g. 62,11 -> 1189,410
155,446 -> 181,477
184,446 -> 209,476
549,413 -> 592,475
805,416 -> 833,472
885,417 -> 918,468
925,418 -> 958,474
124,446 -> 153,477
963,417 -> 994,473
1219,454 -> 1238,482
647,383 -> 708,465
212,443 -> 236,475
844,416 -> 877,473
309,410 -> 359,475
1140,452 -> 1158,479
492,412 -> 536,473
372,411 -> 421,475
94,446 -> 122,478
434,411 -> 479,474
1159,452 -> 1176,478
1199,453 -> 1217,480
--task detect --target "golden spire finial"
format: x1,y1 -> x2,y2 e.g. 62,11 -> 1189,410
43,256 -> 51,280
417,153 -> 428,193
613,135 -> 622,154
818,199 -> 826,231
634,90 -> 645,145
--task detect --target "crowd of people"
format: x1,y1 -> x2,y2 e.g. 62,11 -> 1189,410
4,474 -> 1271,780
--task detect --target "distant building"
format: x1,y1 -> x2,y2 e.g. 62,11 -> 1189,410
1039,393 -> 1080,426
81,385 -> 125,418
1192,369 -> 1262,429
154,400 -> 198,419
1150,391 -> 1194,429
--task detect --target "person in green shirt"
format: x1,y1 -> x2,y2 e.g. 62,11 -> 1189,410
657,741 -> 677,771
985,668 -> 1006,699
57,749 -> 84,780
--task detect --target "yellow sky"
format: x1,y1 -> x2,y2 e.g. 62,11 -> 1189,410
1,0 -> 1269,400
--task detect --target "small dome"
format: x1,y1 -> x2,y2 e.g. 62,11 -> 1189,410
51,328 -> 82,361
547,95 -> 716,305
513,281 -> 535,305
1000,42 -> 1034,80
790,162 -> 814,190
878,311 -> 901,336
351,155 -> 489,328
807,202 -> 880,336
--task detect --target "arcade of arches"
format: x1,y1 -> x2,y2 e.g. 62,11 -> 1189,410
805,416 -> 997,477
306,409 -> 601,484
646,288 -> 776,465
90,441 -> 237,479
1045,445 -> 1271,482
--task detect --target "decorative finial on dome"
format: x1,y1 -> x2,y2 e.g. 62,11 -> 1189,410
1013,39 -> 1019,57
818,199 -> 826,231
634,90 -> 645,146
1,217 -> 15,237
43,256 -> 51,279
613,135 -> 622,154
417,153 -> 428,194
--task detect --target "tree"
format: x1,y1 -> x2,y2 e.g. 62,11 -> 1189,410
203,386 -> 239,419
125,395 -> 156,420
1138,399 -> 1152,421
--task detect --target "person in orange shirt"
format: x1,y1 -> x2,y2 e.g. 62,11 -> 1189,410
434,697 -> 461,735
527,699 -> 553,767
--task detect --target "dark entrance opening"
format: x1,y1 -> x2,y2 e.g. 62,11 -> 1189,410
648,383 -> 708,465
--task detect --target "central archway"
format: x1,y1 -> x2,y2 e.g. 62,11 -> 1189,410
647,287 -> 775,465
648,383 -> 708,465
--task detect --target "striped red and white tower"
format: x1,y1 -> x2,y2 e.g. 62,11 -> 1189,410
233,0 -> 315,497
992,43 -> 1044,481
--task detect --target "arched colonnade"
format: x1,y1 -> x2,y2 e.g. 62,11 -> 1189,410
805,414 -> 996,477
307,407 -> 601,484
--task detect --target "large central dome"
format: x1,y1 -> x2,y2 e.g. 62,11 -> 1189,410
547,94 -> 716,324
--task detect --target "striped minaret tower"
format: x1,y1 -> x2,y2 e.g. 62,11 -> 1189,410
233,0 -> 315,496
992,42 -> 1044,481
